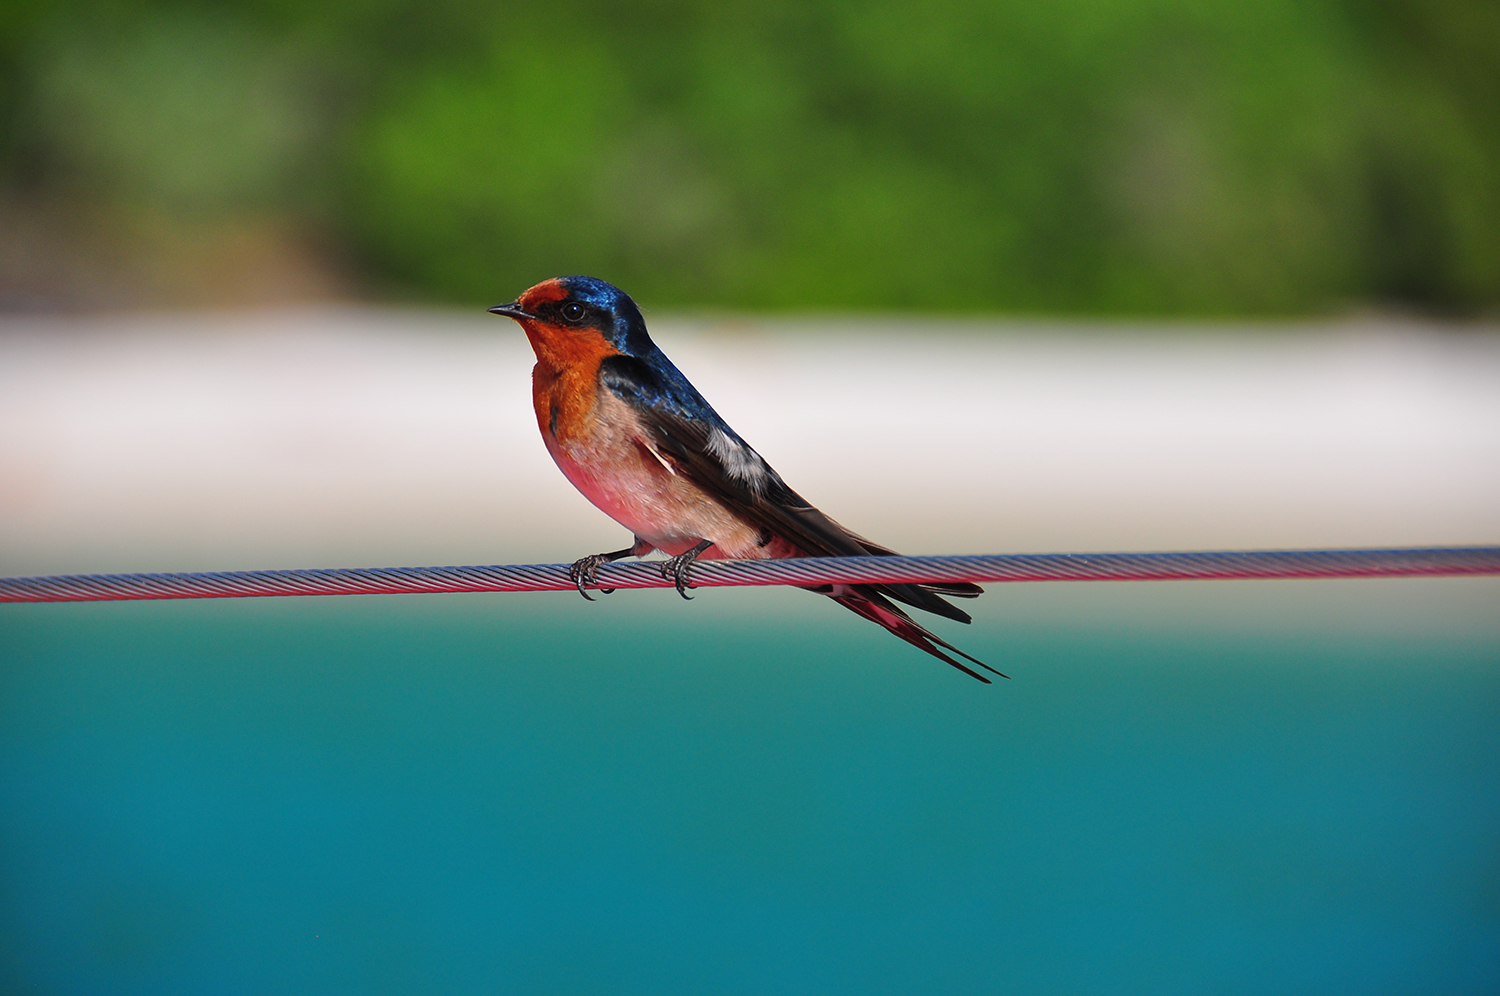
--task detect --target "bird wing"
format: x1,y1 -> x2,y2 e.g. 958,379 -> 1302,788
597,355 -> 986,622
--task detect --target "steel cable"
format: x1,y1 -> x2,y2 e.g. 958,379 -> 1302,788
2,547 -> 1498,603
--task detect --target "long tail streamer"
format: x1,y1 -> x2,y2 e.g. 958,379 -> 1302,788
3,547 -> 1498,603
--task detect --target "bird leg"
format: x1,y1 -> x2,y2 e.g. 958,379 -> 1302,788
660,539 -> 715,600
568,537 -> 653,600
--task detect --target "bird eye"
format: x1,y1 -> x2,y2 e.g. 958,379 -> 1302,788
561,302 -> 586,323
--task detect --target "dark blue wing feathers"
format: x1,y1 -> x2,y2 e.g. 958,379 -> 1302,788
596,352 -> 984,626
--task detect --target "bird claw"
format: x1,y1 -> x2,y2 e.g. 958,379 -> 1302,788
568,554 -> 616,601
659,540 -> 713,600
660,556 -> 695,599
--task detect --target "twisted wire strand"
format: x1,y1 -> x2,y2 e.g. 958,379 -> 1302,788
2,547 -> 1498,604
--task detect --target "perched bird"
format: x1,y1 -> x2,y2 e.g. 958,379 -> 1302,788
489,276 -> 1002,682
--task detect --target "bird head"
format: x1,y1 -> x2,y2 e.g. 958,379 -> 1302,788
489,276 -> 652,359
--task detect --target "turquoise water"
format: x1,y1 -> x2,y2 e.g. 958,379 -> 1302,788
2,581 -> 1497,994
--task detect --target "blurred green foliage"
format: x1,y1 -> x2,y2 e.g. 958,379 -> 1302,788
4,0 -> 1498,313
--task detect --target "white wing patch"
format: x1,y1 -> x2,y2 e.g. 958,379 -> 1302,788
706,427 -> 770,493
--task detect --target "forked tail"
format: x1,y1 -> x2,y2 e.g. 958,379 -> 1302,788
826,584 -> 1007,683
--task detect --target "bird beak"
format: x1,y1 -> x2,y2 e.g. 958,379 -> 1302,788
487,301 -> 532,320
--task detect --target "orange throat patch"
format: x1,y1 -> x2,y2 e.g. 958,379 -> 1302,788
522,321 -> 621,446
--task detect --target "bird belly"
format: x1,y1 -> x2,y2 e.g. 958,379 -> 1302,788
542,391 -> 769,558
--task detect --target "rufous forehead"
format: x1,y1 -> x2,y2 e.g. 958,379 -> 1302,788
518,279 -> 569,310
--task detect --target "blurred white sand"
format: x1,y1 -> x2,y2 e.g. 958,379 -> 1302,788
2,307 -> 1498,577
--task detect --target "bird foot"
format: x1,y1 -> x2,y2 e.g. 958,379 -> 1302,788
567,539 -> 654,601
659,540 -> 714,600
568,553 -> 620,600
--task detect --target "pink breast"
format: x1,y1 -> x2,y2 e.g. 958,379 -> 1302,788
545,434 -> 685,548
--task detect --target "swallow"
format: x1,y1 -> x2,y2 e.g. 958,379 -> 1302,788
489,276 -> 1003,682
